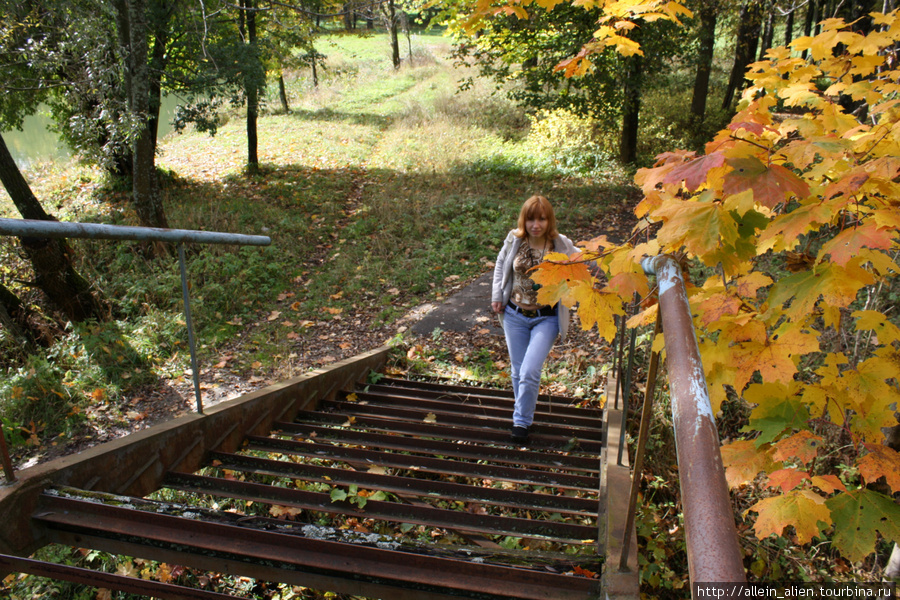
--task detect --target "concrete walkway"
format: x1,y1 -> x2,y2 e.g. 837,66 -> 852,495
408,272 -> 503,336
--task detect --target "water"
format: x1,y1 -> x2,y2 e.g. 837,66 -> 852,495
3,96 -> 183,171
3,110 -> 71,171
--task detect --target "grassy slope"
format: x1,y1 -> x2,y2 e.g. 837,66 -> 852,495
0,31 -> 631,458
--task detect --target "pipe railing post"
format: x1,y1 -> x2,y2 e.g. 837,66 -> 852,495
641,254 -> 746,589
619,310 -> 662,569
178,243 -> 203,414
0,218 -> 272,479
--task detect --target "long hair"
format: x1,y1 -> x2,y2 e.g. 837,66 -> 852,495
515,195 -> 558,240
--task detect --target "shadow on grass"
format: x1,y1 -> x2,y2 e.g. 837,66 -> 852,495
287,107 -> 394,129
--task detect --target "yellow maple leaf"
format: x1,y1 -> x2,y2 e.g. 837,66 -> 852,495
852,310 -> 900,345
156,563 -> 173,584
726,325 -> 819,393
571,283 -> 623,342
747,489 -> 831,544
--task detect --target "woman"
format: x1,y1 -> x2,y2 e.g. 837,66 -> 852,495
491,195 -> 578,444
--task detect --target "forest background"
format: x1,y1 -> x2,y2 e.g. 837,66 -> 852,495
1,0 -> 899,598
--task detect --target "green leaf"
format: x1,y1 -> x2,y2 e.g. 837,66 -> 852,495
330,488 -> 348,503
743,398 -> 810,446
826,488 -> 900,563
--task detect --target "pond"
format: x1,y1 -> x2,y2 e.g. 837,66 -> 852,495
3,95 -> 183,171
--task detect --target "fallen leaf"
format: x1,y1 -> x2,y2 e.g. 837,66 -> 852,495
424,412 -> 437,423
270,505 -> 303,519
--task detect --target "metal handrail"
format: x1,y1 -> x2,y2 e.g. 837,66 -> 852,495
0,218 -> 271,484
625,254 -> 746,587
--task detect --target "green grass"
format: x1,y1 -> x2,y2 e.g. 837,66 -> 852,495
0,29 -> 632,450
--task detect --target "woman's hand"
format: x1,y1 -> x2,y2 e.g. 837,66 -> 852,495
491,301 -> 503,314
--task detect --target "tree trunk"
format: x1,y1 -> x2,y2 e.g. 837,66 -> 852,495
242,0 -> 259,174
0,134 -> 105,322
343,2 -> 354,30
721,0 -> 764,110
405,13 -> 412,66
619,50 -> 643,164
801,0 -> 817,58
690,1 -> 717,127
278,74 -> 291,113
0,281 -> 51,348
758,0 -> 776,60
117,0 -> 168,231
148,3 -> 174,158
383,0 -> 401,69
784,2 -> 795,46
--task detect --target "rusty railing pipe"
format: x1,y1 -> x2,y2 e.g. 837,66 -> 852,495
641,254 -> 745,587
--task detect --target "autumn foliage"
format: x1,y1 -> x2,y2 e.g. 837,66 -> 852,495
533,10 -> 900,564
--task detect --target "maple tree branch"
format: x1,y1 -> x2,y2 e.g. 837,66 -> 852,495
729,134 -> 774,156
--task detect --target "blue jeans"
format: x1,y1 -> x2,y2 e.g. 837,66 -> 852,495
502,304 -> 559,428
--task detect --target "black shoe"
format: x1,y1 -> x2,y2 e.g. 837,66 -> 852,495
511,426 -> 529,444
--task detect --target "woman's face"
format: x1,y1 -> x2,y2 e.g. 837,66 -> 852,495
526,212 -> 549,240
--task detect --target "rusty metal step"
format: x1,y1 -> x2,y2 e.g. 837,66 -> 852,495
34,488 -> 602,600
270,422 -> 601,472
23,374 -> 608,599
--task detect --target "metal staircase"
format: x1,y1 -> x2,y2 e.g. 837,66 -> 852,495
1,350 -> 635,599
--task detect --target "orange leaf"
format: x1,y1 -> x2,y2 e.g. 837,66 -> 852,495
662,151 -> 726,191
810,474 -> 846,494
731,272 -> 773,300
729,325 -> 820,392
531,254 -> 593,308
758,201 -> 834,252
697,292 -> 743,326
747,489 -> 831,544
723,157 -> 810,209
766,468 -> 811,493
858,445 -> 900,493
720,440 -> 778,488
771,431 -> 823,464
605,271 -> 649,299
572,565 -> 598,578
818,222 -> 895,267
